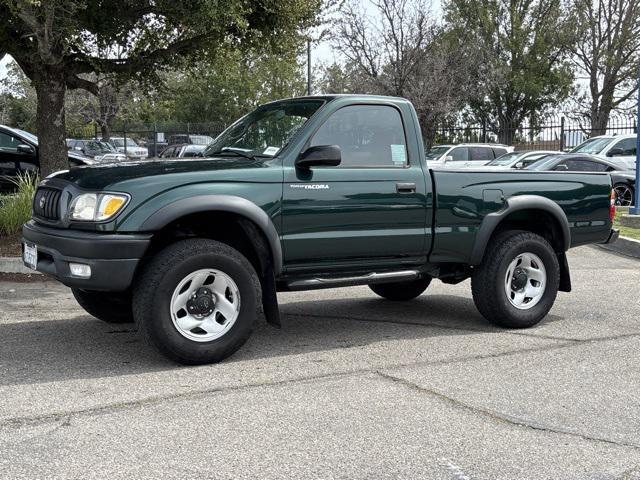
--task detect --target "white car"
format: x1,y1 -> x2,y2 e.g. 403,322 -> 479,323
109,137 -> 149,160
570,134 -> 637,169
426,143 -> 514,168
481,150 -> 561,169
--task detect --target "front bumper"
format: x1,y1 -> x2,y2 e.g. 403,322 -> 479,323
22,220 -> 151,291
603,228 -> 620,244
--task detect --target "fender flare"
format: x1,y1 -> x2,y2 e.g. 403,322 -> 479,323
140,195 -> 283,275
469,195 -> 571,266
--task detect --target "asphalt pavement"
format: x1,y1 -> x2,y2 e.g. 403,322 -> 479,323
0,245 -> 639,479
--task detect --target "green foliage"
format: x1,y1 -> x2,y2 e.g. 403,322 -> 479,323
0,172 -> 38,236
445,0 -> 574,142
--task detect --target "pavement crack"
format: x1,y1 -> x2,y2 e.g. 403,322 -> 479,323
376,371 -> 640,451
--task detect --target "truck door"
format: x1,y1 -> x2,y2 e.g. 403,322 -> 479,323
281,103 -> 432,272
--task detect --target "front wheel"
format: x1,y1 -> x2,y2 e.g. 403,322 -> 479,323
369,277 -> 432,301
133,239 -> 261,365
471,231 -> 559,328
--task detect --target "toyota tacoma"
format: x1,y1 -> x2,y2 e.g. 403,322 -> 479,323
22,95 -> 619,364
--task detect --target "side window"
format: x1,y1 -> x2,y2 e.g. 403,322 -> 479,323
612,138 -> 636,156
560,159 -> 605,171
310,105 -> 408,167
0,132 -> 20,152
469,147 -> 493,161
492,147 -> 507,158
449,147 -> 468,161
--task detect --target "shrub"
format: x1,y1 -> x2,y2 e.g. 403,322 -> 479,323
0,172 -> 39,236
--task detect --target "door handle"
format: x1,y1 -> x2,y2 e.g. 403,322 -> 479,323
396,182 -> 416,193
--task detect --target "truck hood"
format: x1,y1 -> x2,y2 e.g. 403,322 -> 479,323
53,157 -> 272,190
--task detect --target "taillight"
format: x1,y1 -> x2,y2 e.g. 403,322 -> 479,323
609,189 -> 616,223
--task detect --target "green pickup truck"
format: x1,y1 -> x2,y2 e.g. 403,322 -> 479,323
22,95 -> 618,364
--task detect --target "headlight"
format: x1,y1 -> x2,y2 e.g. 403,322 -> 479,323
69,193 -> 129,221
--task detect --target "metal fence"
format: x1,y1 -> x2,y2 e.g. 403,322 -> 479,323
434,114 -> 638,151
66,121 -> 227,157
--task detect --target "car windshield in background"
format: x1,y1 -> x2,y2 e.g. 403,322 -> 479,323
486,152 -> 521,166
425,146 -> 450,160
112,138 -> 138,147
14,129 -> 38,144
203,99 -> 325,158
571,137 -> 612,154
525,155 -> 564,170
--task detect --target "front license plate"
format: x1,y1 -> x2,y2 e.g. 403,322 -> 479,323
23,242 -> 37,270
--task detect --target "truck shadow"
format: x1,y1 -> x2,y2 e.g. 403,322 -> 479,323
0,293 -> 562,387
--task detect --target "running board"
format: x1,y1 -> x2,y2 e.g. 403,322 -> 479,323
285,270 -> 420,291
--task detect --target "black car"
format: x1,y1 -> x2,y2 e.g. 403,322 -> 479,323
0,125 -> 95,192
526,153 -> 635,206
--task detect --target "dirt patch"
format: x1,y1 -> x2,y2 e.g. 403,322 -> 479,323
0,232 -> 23,257
0,272 -> 51,283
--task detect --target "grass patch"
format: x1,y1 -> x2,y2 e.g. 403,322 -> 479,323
0,172 -> 38,237
614,210 -> 640,241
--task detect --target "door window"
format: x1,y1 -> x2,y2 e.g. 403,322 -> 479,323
0,132 -> 20,152
469,147 -> 493,162
448,147 -> 468,161
309,105 -> 408,167
612,138 -> 636,156
556,159 -> 608,171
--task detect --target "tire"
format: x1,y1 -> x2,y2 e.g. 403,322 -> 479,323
369,277 -> 432,301
132,238 -> 261,365
72,288 -> 134,324
471,230 -> 559,329
614,183 -> 634,207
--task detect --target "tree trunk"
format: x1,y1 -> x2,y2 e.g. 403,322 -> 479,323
590,105 -> 611,136
497,117 -> 515,145
33,67 -> 68,177
100,123 -> 111,141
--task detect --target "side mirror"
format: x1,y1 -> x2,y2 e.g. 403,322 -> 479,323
444,155 -> 453,163
607,147 -> 624,157
555,164 -> 569,171
295,145 -> 341,169
514,161 -> 524,169
16,144 -> 34,155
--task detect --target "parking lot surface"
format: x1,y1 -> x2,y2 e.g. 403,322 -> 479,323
0,246 -> 639,479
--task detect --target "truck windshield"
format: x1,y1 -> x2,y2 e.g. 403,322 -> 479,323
203,99 -> 325,158
425,146 -> 450,160
486,152 -> 521,166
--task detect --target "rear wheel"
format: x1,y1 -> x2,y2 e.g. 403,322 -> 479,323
133,238 -> 261,365
369,277 -> 432,301
471,231 -> 559,328
72,289 -> 134,324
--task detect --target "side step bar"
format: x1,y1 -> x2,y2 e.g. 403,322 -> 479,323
285,270 -> 420,291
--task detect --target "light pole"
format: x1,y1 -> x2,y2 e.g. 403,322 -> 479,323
307,39 -> 312,96
631,62 -> 640,215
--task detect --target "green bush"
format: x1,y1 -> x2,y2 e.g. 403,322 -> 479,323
0,172 -> 38,236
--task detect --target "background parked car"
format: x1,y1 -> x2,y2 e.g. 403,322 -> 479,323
158,144 -> 207,159
167,134 -> 214,146
66,139 -> 127,162
482,150 -> 560,169
526,153 -> 635,206
108,137 -> 149,160
570,134 -> 637,170
426,143 -> 513,168
0,125 -> 94,192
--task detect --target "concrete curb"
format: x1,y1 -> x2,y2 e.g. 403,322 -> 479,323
0,257 -> 42,275
597,236 -> 640,259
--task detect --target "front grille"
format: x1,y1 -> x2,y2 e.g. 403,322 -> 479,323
33,187 -> 62,220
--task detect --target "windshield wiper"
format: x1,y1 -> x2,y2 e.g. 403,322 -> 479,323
208,147 -> 255,160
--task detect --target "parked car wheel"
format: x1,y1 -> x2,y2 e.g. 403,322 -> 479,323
369,277 -> 432,301
471,231 -> 559,329
72,288 -> 134,324
614,183 -> 635,207
132,239 -> 261,365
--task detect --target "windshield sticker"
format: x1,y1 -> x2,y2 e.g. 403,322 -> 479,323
263,146 -> 280,156
390,144 -> 406,164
